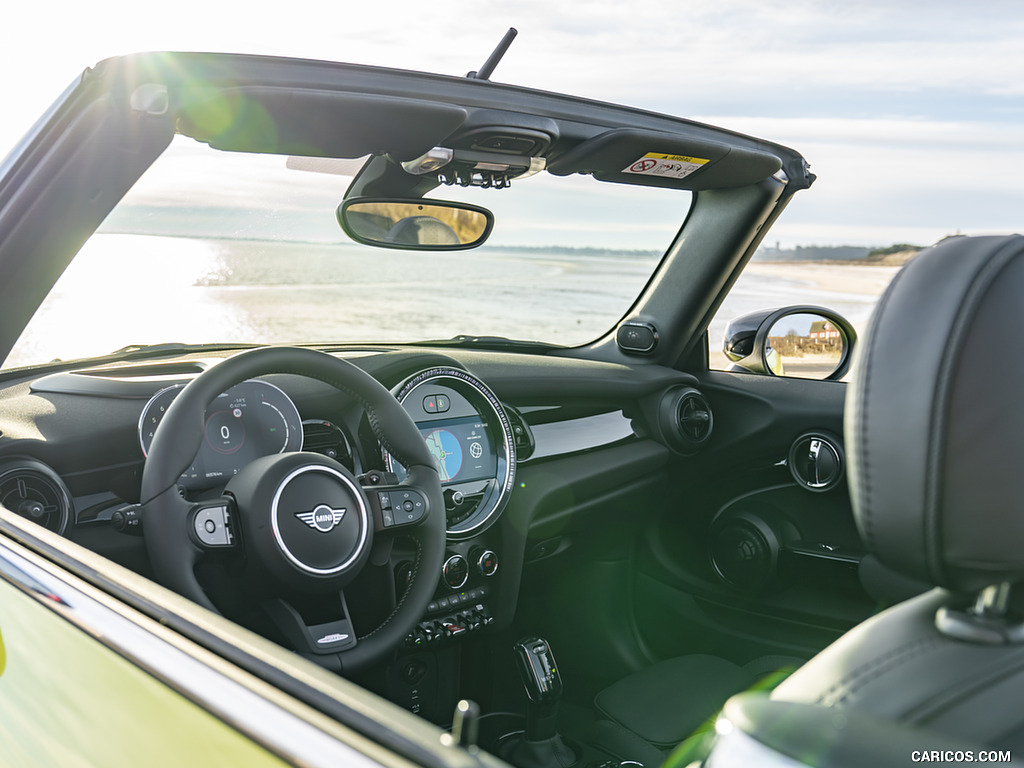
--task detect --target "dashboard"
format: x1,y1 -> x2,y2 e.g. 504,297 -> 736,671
0,347 -> 696,669
0,344 -> 867,731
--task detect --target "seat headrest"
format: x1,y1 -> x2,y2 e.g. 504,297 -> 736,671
846,234 -> 1024,593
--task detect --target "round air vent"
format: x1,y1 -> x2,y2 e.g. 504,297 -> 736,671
788,432 -> 844,492
658,386 -> 713,454
0,458 -> 72,534
678,392 -> 713,442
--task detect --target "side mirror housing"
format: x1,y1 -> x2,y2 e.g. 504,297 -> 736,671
723,306 -> 856,381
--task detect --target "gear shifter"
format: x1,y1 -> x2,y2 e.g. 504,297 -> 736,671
513,636 -> 563,741
503,637 -> 576,768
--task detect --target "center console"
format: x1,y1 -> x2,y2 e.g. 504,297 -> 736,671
404,544 -> 500,648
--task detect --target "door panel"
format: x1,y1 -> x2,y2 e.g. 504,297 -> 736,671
629,370 -> 876,666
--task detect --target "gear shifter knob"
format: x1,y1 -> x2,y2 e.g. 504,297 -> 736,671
504,637 -> 576,766
513,636 -> 563,703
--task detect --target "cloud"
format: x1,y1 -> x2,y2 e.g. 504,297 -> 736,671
2,0 -> 1021,248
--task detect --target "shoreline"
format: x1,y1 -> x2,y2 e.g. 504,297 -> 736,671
741,261 -> 901,297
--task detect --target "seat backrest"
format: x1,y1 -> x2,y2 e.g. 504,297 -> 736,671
771,235 -> 1024,749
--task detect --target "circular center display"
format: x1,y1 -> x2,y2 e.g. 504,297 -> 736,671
387,367 -> 517,539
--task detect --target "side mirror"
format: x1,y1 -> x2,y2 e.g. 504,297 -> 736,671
338,198 -> 494,250
723,306 -> 856,381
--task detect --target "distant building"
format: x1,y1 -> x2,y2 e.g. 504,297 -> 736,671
809,320 -> 840,340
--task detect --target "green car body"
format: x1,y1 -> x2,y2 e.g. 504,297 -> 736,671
0,580 -> 289,767
0,516 -> 493,768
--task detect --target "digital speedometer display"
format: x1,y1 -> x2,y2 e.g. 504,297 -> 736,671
139,379 -> 303,491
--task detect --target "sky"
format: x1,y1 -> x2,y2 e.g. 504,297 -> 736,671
2,0 -> 1021,248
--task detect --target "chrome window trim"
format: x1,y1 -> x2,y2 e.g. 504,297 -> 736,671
0,536 -> 384,768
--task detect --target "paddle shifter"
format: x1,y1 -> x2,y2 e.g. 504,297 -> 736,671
503,637 -> 576,768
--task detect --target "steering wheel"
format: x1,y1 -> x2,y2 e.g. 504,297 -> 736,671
139,346 -> 445,672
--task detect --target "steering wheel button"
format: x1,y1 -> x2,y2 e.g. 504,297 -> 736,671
193,505 -> 232,547
403,499 -> 415,512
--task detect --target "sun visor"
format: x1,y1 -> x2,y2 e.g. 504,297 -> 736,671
176,87 -> 468,161
547,129 -> 782,190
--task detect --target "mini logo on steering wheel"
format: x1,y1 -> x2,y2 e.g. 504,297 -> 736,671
296,504 -> 347,532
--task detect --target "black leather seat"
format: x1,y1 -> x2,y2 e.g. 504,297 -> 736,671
596,233 -> 1024,766
589,653 -> 803,765
767,233 -> 1024,748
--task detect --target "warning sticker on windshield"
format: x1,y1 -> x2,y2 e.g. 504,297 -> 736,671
623,153 -> 709,180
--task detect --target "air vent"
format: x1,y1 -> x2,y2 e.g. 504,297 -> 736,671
301,420 -> 354,470
678,392 -> 713,442
504,404 -> 535,461
788,431 -> 844,492
0,458 -> 72,534
658,387 -> 713,454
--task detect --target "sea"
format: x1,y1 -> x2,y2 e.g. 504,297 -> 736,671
4,233 -> 898,369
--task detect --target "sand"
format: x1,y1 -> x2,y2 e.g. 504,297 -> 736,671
742,261 -> 902,298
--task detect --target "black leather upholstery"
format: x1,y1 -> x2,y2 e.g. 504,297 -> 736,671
845,234 -> 1024,592
771,234 -> 1024,749
595,655 -> 752,748
709,692 -> 983,768
590,653 -> 803,764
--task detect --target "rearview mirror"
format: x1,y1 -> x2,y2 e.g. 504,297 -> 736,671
338,198 -> 493,250
723,306 -> 856,381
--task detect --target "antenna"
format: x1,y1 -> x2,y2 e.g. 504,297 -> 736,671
467,28 -> 518,81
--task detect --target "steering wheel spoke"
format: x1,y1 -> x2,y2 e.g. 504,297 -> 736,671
262,593 -> 358,658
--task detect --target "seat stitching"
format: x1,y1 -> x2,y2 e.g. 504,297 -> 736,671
813,635 -> 943,707
908,649 -> 1024,723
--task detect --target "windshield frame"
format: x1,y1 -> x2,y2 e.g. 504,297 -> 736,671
0,51 -> 811,373
3,134 -> 694,370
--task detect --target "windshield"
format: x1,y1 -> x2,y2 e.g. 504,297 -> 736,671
4,136 -> 690,368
